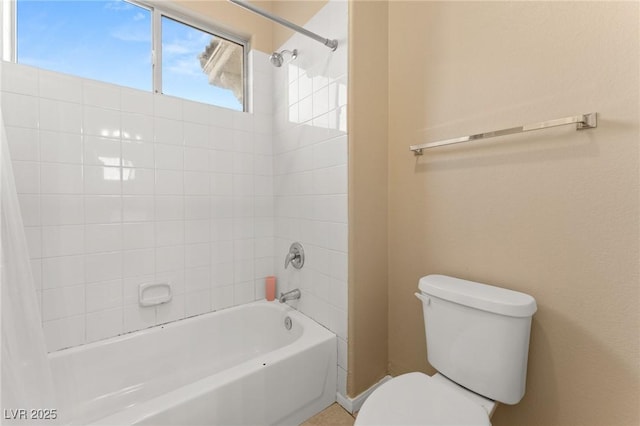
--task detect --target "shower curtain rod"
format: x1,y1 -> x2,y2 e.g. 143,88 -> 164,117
228,0 -> 338,51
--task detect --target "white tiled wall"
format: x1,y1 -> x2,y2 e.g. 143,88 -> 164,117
271,0 -> 349,397
1,50 -> 275,351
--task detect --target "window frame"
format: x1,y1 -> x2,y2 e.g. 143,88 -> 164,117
1,0 -> 16,62
6,0 -> 250,112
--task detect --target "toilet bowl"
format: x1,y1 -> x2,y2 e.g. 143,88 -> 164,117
354,275 -> 537,426
355,373 -> 496,426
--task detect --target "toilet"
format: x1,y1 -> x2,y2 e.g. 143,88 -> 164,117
355,275 -> 537,426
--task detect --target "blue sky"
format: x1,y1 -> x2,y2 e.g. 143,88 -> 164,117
17,0 -> 242,110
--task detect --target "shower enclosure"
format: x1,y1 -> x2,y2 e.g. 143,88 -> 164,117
0,0 -> 348,422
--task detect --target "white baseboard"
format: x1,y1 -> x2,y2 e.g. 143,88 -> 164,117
336,375 -> 393,414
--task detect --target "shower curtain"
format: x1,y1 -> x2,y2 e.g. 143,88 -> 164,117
0,89 -> 56,420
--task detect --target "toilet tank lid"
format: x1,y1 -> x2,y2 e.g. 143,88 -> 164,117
418,275 -> 537,317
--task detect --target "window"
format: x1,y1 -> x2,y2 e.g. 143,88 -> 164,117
161,16 -> 244,110
13,0 -> 246,111
17,0 -> 152,91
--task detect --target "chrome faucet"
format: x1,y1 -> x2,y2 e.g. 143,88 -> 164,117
279,289 -> 301,303
284,251 -> 297,269
284,242 -> 305,269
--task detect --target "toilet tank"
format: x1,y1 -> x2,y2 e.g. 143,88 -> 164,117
417,275 -> 537,405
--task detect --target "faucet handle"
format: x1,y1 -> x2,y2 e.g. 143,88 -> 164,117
284,252 -> 296,269
284,242 -> 305,269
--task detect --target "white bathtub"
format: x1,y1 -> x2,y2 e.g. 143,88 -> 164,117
49,301 -> 337,425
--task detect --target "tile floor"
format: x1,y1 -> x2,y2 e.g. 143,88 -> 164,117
301,403 -> 355,426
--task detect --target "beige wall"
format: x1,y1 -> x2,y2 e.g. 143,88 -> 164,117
178,1 -> 327,53
347,0 -> 389,397
272,1 -> 328,49
385,2 -> 639,426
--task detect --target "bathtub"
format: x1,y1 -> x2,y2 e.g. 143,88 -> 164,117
49,301 -> 337,425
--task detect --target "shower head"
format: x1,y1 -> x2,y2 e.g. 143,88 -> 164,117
269,49 -> 297,68
269,52 -> 283,67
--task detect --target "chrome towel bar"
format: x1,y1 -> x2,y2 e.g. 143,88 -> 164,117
410,112 -> 597,155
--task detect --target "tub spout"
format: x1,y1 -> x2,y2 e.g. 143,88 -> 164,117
279,289 -> 301,303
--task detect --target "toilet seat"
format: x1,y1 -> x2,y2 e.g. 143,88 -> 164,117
355,373 -> 491,426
